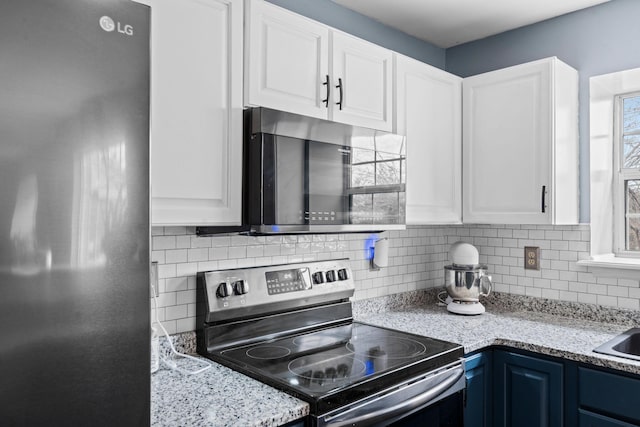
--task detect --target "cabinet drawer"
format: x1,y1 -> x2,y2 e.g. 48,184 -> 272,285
579,409 -> 639,427
579,367 -> 640,422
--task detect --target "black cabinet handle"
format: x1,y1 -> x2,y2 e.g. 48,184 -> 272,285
322,75 -> 329,108
336,77 -> 343,110
541,185 -> 546,213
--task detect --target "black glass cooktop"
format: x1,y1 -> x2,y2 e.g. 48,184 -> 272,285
208,322 -> 463,414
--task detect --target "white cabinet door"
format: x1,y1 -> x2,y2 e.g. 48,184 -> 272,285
245,0 -> 329,119
148,0 -> 243,225
244,0 -> 392,131
331,31 -> 393,131
395,54 -> 461,224
463,58 -> 557,224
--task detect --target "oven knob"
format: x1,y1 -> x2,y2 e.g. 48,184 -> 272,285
233,280 -> 249,295
312,272 -> 325,284
337,268 -> 349,281
325,270 -> 336,282
216,282 -> 233,298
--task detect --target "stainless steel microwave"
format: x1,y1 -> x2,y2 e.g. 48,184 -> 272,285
243,108 -> 406,234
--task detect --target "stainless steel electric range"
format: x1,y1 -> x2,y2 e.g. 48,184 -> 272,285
197,259 -> 465,427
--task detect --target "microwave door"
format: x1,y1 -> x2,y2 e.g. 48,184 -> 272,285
307,142 -> 348,225
273,136 -> 306,225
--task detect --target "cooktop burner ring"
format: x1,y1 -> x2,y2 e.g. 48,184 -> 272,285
346,336 -> 427,359
288,354 -> 367,385
246,345 -> 291,360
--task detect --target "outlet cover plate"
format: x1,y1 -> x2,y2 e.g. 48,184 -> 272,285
150,262 -> 159,297
524,246 -> 540,270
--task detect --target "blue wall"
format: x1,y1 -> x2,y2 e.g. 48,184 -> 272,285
265,0 -> 445,69
446,0 -> 640,223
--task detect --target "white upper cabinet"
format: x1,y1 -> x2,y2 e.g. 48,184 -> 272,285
148,0 -> 243,226
331,31 -> 393,131
245,0 -> 393,131
395,54 -> 462,224
462,57 -> 578,225
245,0 -> 329,119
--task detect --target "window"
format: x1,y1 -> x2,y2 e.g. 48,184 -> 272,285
614,93 -> 640,254
583,68 -> 640,279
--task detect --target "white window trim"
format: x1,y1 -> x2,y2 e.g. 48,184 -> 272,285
579,68 -> 640,279
613,92 -> 640,256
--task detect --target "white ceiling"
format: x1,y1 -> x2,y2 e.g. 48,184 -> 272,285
332,0 -> 610,48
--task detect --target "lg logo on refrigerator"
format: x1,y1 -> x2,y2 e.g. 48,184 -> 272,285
99,16 -> 133,36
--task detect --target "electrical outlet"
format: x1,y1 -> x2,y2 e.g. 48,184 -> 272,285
150,262 -> 159,297
524,246 -> 540,270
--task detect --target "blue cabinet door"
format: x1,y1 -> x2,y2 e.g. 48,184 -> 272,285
579,409 -> 639,427
494,351 -> 564,427
464,351 -> 493,427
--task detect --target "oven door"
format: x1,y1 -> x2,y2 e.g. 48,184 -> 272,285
315,360 -> 465,427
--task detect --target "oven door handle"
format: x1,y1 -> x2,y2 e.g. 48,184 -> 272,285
321,363 -> 465,427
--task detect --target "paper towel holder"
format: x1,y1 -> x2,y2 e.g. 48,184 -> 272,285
370,237 -> 389,271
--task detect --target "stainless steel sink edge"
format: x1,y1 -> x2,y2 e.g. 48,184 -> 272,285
593,328 -> 640,362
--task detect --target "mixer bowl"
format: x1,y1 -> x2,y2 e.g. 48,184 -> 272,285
444,264 -> 492,302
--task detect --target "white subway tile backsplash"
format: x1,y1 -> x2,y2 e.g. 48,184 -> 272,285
187,248 -> 209,262
166,277 -> 188,292
192,236 -> 212,248
165,304 -> 187,321
157,264 -> 176,279
197,261 -> 218,272
176,318 -> 196,334
149,224 -> 640,334
175,262 -> 197,277
578,293 -> 597,305
211,236 -> 231,247
163,226 -> 188,235
209,247 -> 228,260
618,298 -> 640,310
176,235 -> 191,249
151,250 -> 165,264
153,235 -> 176,250
176,290 -> 197,305
165,249 -> 188,264
597,295 -> 618,307
228,246 -> 247,259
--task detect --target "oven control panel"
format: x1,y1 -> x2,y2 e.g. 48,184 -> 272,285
200,258 -> 354,323
266,268 -> 312,295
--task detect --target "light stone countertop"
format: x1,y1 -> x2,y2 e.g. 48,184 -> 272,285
151,354 -> 309,427
151,291 -> 640,427
355,296 -> 640,375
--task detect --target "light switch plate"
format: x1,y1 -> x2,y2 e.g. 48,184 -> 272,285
524,246 -> 540,270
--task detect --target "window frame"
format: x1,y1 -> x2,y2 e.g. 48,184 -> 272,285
613,92 -> 640,257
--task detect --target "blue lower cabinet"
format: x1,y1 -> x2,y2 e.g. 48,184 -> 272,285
493,351 -> 564,427
464,351 -> 493,427
463,348 -> 640,427
578,367 -> 640,426
579,409 -> 639,427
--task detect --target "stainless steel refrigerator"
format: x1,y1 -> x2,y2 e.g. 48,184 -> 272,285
0,0 -> 150,425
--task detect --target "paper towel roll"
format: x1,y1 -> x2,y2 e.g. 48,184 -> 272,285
373,238 -> 389,268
